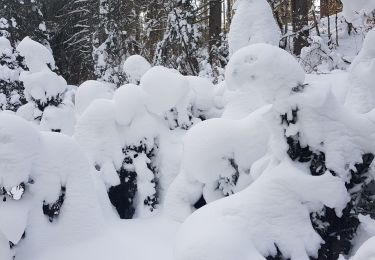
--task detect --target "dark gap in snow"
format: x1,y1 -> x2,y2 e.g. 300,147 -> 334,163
193,195 -> 206,210
43,186 -> 66,222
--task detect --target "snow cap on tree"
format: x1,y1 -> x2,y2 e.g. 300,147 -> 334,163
225,43 -> 305,104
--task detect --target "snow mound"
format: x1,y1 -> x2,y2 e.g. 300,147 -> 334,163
225,44 -> 305,103
175,159 -> 349,260
141,66 -> 190,115
123,55 -> 151,84
16,37 -> 55,72
342,0 -> 375,22
345,28 -> 375,113
75,80 -> 114,116
186,76 -> 215,113
74,99 -> 122,187
0,36 -> 11,50
228,0 -> 280,56
20,70 -> 67,105
113,84 -> 147,126
0,113 -> 40,189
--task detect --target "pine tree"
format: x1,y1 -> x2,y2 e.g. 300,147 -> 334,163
0,37 -> 28,111
0,0 -> 49,46
46,0 -> 98,85
93,0 -> 141,86
154,0 -> 201,75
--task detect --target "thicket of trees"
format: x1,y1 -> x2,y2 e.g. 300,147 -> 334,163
1,0 -> 345,85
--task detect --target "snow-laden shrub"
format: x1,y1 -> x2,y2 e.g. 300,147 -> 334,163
300,36 -> 345,73
75,80 -> 114,116
225,43 -> 305,104
228,0 -> 280,56
123,55 -> 151,85
75,68 -> 219,219
345,28 -> 375,113
15,37 -> 75,134
175,160 -> 349,260
16,37 -> 56,73
0,113 -> 106,260
0,37 -> 28,111
164,106 -> 270,221
174,43 -> 375,260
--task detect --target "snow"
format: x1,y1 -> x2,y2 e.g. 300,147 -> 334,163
20,70 -> 67,104
164,105 -> 271,221
141,66 -> 190,116
0,36 -> 11,50
16,37 -> 56,72
113,84 -> 147,126
23,217 -> 179,260
228,0 -> 280,56
345,28 -> 375,113
123,55 -> 151,84
175,159 -> 349,260
342,0 -> 375,22
0,113 -> 40,189
225,44 -> 305,104
75,80 -> 114,116
351,236 -> 375,260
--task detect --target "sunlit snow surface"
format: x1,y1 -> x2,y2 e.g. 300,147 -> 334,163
24,217 -> 180,260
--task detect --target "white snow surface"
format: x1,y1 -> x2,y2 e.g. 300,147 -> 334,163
123,55 -> 151,84
345,28 -> 375,113
228,0 -> 280,56
141,66 -> 190,116
342,0 -> 375,22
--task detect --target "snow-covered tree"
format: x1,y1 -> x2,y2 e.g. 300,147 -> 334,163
154,0 -> 201,75
93,0 -> 141,86
0,113 -> 107,260
0,37 -> 28,111
16,37 -> 74,134
0,0 -> 49,46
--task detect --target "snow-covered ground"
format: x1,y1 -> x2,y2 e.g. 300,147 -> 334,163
26,217 -> 179,260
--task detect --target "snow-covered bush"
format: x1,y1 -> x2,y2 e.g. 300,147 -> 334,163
141,66 -> 196,130
345,28 -> 375,113
228,0 -> 280,56
15,37 -> 75,134
123,55 -> 151,85
75,80 -> 114,116
222,43 -> 305,119
0,36 -> 28,111
300,36 -> 345,73
0,113 -> 106,260
16,37 -> 56,73
164,106 -> 270,221
174,43 -> 375,260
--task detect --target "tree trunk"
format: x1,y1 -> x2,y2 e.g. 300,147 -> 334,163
208,0 -> 222,64
291,0 -> 309,55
